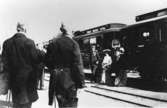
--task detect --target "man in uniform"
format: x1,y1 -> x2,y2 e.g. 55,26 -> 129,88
2,23 -> 39,108
45,24 -> 85,108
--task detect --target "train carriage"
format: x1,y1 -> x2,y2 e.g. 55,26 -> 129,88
73,23 -> 126,71
121,8 -> 167,82
73,8 -> 167,83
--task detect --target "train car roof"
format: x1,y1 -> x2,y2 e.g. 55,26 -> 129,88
122,15 -> 167,30
74,25 -> 125,40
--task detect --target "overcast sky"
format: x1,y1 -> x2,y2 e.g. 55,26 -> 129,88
0,0 -> 167,45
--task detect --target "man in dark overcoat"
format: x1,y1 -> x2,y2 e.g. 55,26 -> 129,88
2,23 -> 39,108
45,24 -> 85,108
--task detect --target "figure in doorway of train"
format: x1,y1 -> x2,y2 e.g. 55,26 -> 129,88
111,39 -> 127,86
114,46 -> 127,86
94,47 -> 103,83
90,45 -> 99,83
110,39 -> 127,86
115,47 -> 125,61
101,49 -> 112,84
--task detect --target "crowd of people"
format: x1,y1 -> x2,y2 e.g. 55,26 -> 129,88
0,23 -> 85,108
0,22 -> 128,108
90,41 -> 126,86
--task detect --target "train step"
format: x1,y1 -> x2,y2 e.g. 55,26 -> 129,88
85,84 -> 167,107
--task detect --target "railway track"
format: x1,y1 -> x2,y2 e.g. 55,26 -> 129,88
84,84 -> 167,107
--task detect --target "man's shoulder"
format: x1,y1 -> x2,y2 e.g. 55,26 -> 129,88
15,33 -> 35,45
24,38 -> 35,47
25,37 -> 34,43
49,35 -> 78,47
3,36 -> 14,46
13,32 -> 26,39
50,36 -> 71,43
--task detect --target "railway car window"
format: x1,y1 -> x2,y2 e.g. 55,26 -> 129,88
142,32 -> 150,37
137,26 -> 153,45
159,21 -> 167,42
141,31 -> 152,42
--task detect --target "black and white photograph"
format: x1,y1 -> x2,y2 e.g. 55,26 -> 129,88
0,0 -> 167,108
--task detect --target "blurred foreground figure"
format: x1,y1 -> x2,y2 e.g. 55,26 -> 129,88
45,24 -> 85,108
2,23 -> 39,108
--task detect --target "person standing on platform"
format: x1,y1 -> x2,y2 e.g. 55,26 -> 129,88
36,48 -> 45,90
45,23 -> 85,108
90,45 -> 99,83
2,23 -> 40,108
101,49 -> 112,84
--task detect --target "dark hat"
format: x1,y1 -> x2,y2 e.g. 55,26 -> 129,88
60,23 -> 67,34
17,22 -> 26,32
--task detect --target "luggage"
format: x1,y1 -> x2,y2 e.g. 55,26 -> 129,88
0,71 -> 9,95
114,70 -> 127,86
0,56 -> 9,95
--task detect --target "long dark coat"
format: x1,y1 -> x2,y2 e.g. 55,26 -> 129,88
36,49 -> 45,79
45,35 -> 85,105
2,33 -> 39,104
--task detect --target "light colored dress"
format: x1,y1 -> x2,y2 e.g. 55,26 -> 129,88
101,54 -> 112,83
